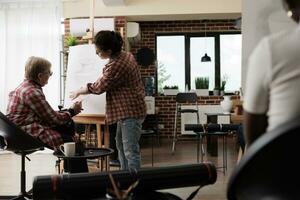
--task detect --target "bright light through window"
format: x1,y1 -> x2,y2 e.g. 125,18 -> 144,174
220,34 -> 242,91
190,37 -> 215,90
157,36 -> 185,92
156,33 -> 241,94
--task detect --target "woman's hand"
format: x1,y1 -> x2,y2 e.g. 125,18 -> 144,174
70,86 -> 88,100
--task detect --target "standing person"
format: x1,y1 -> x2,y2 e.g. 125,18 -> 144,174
71,30 -> 146,170
6,56 -> 82,150
243,0 -> 300,146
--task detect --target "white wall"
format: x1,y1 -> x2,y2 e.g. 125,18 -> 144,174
63,0 -> 241,20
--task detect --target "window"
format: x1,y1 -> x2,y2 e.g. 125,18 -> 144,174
190,37 -> 215,90
156,35 -> 185,92
220,34 -> 242,91
156,32 -> 241,93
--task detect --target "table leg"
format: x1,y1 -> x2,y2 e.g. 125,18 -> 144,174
96,124 -> 102,148
104,124 -> 109,148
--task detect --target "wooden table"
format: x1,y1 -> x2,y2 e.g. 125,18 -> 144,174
72,114 -> 109,148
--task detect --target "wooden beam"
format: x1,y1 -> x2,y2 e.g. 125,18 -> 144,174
82,0 -> 95,44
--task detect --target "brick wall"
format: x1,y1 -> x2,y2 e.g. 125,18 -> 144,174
128,20 -> 239,136
64,18 -> 240,136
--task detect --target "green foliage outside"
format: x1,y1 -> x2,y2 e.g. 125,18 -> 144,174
157,62 -> 171,93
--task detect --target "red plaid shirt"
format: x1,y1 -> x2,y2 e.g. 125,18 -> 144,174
6,80 -> 72,148
87,51 -> 146,124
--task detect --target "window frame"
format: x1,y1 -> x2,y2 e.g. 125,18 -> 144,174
155,31 -> 241,92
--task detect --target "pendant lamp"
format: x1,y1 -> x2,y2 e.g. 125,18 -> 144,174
201,20 -> 211,62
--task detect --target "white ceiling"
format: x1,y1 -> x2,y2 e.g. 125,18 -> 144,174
126,13 -> 241,22
63,0 -> 241,21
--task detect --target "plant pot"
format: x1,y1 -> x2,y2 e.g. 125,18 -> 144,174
213,89 -> 220,96
195,89 -> 209,96
163,89 -> 179,96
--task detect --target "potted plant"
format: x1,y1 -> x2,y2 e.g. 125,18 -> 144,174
213,86 -> 220,96
163,85 -> 179,96
66,35 -> 78,47
195,77 -> 209,96
220,75 -> 228,96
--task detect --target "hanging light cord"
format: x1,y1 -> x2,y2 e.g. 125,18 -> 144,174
204,20 -> 207,53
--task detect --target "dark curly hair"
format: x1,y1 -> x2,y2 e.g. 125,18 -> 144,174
94,30 -> 123,56
284,0 -> 300,9
283,0 -> 300,22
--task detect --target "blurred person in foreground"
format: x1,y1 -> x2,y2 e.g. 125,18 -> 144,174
243,0 -> 300,146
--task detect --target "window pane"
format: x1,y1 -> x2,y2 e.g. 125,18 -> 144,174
220,34 -> 242,91
190,37 -> 215,90
157,36 -> 185,92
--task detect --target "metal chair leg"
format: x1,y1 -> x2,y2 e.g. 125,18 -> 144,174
221,134 -> 228,175
172,107 -> 178,153
197,133 -> 200,163
225,134 -> 228,172
151,132 -> 154,166
201,134 -> 205,162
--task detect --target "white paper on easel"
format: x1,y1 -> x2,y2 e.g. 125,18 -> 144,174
64,44 -> 108,115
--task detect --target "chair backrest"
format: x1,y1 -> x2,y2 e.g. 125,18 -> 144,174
0,112 -> 44,152
176,92 -> 198,103
227,117 -> 300,200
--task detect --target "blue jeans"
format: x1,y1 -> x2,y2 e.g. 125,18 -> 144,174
116,118 -> 143,170
237,124 -> 245,153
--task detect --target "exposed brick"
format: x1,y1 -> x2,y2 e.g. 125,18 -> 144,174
64,17 -> 239,137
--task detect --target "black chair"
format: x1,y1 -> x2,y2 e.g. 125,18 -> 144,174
172,92 -> 204,163
0,112 -> 45,200
186,123 -> 240,174
141,129 -> 155,166
141,114 -> 160,167
227,118 -> 300,200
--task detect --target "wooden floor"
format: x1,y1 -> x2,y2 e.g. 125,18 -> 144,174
0,135 -> 239,199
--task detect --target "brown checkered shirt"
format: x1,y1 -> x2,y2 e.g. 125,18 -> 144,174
87,51 -> 146,124
6,80 -> 73,148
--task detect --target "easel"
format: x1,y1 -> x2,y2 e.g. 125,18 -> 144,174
82,0 -> 95,44
74,1 -> 110,169
82,0 -> 125,44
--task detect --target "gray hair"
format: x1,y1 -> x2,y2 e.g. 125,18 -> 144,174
24,56 -> 51,81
